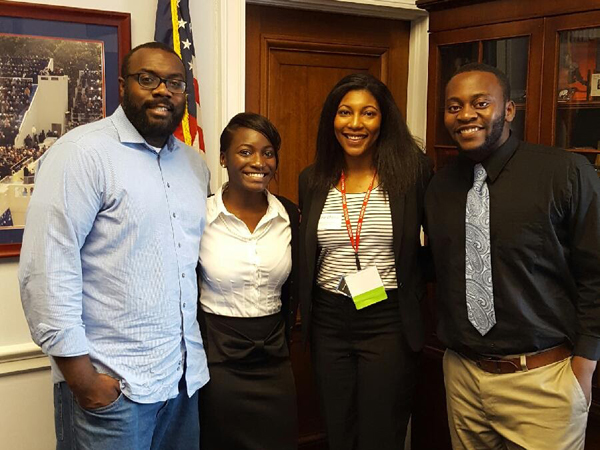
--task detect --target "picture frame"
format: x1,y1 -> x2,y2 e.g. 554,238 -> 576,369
0,1 -> 131,258
591,73 -> 600,98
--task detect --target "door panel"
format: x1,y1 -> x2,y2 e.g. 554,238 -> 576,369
247,4 -> 410,202
266,42 -> 384,199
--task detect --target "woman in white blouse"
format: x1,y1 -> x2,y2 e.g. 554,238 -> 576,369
198,112 -> 298,450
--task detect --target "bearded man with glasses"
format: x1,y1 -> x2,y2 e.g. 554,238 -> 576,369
19,42 -> 210,450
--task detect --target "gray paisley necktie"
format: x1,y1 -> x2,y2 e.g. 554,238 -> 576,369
465,163 -> 496,335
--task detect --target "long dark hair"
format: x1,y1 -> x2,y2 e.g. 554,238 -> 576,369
313,73 -> 424,195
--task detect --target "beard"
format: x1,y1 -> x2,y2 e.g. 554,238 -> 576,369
122,87 -> 185,143
475,109 -> 506,155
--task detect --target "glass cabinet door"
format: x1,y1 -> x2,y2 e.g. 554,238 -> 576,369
427,19 -> 543,169
483,37 -> 528,141
554,27 -> 600,173
436,43 -> 478,147
543,11 -> 600,176
435,37 -> 530,163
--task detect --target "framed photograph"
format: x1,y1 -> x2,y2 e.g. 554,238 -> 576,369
0,1 -> 131,258
591,73 -> 600,98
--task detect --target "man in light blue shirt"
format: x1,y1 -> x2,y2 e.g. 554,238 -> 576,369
19,42 -> 209,450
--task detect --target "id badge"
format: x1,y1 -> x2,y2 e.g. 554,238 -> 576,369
318,213 -> 342,230
337,266 -> 387,310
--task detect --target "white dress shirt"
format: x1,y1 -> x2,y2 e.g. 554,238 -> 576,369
199,185 -> 292,317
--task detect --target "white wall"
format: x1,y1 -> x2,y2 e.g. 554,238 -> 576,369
0,370 -> 55,450
1,258 -> 28,346
0,1 -> 428,449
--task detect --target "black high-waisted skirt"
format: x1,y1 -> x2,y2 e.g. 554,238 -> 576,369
199,311 -> 298,450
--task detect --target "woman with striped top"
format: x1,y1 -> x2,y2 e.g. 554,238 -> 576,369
298,73 -> 431,450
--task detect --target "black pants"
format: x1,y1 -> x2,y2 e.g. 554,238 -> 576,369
311,288 -> 418,450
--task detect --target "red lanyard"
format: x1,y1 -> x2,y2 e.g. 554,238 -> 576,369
340,170 -> 377,271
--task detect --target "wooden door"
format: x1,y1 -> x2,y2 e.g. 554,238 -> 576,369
246,6 -> 411,449
246,4 -> 411,203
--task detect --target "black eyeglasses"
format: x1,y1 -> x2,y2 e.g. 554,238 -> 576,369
127,72 -> 186,94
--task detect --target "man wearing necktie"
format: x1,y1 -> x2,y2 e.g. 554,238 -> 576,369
425,63 -> 600,450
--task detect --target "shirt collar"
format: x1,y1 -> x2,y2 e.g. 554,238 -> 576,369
208,184 -> 290,225
111,105 -> 177,153
481,133 -> 519,183
456,132 -> 519,184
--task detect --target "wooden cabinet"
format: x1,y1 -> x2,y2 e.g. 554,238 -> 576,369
414,1 -> 600,449
420,0 -> 600,171
425,18 -> 544,169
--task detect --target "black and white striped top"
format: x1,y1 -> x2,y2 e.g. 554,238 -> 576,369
316,185 -> 397,293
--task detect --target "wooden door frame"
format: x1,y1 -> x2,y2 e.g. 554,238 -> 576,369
247,0 -> 430,143
210,0 -> 430,190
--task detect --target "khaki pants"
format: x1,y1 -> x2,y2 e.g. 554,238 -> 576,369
443,349 -> 589,450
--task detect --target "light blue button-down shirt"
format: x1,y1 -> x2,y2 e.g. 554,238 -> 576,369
19,106 -> 210,403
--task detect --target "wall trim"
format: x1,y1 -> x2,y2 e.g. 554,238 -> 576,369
247,0 -> 427,20
217,0 -> 246,189
0,342 -> 50,377
406,16 -> 429,146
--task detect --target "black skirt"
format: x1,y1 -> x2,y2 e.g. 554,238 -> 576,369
199,311 -> 298,450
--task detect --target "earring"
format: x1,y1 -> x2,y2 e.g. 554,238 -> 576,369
221,163 -> 226,168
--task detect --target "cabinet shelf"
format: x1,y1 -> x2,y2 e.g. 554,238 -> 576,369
436,102 -> 526,111
557,100 -> 600,110
434,147 -> 600,154
568,147 -> 600,154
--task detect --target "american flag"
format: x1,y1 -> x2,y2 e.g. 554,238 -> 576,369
0,208 -> 13,227
154,0 -> 205,152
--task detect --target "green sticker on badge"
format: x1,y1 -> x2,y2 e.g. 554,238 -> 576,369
353,286 -> 388,310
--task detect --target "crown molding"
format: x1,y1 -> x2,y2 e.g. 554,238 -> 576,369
247,0 -> 427,20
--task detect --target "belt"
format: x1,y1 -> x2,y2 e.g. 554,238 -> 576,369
458,343 -> 572,374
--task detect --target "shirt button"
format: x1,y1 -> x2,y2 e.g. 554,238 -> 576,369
167,182 -> 170,188
182,273 -> 185,278
173,212 -> 177,218
183,302 -> 186,308
178,243 -> 181,248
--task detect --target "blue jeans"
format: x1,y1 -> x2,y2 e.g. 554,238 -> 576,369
54,379 -> 199,450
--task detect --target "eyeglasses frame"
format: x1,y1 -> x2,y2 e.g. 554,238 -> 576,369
126,72 -> 187,94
